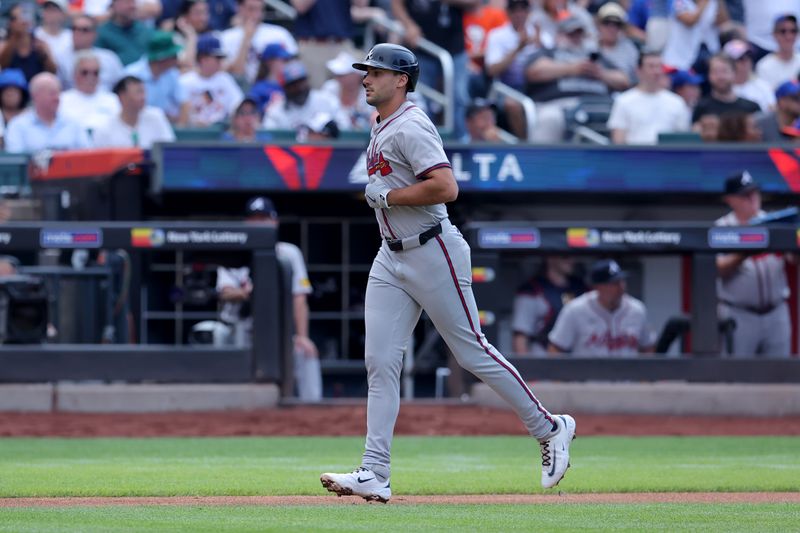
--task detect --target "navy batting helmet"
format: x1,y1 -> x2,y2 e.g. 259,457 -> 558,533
352,43 -> 420,92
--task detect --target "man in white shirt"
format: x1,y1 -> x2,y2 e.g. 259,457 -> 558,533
179,34 -> 243,126
724,39 -> 775,112
4,72 -> 91,153
34,0 -> 71,56
221,0 -> 298,85
755,14 -> 800,89
483,0 -> 538,139
92,75 -> 175,149
608,51 -> 691,144
262,60 -> 341,130
59,51 -> 121,134
56,15 -> 125,92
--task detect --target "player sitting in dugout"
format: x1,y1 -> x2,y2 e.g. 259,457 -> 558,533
548,259 -> 655,356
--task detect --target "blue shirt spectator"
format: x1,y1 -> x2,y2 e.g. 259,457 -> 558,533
5,73 -> 91,153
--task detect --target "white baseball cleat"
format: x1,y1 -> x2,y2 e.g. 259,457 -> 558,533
320,467 -> 391,503
539,414 -> 577,489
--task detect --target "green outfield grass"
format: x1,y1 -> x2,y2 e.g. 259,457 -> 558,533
1,436 -> 798,497
1,436 -> 798,532
1,503 -> 799,533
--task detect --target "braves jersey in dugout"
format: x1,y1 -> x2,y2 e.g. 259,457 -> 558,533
715,211 -> 789,308
366,101 -> 450,239
548,291 -> 654,357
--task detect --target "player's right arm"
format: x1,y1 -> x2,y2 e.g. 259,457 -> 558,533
716,253 -> 748,280
385,166 -> 458,206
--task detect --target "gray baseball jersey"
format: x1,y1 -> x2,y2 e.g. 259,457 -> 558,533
360,100 -> 556,482
715,211 -> 791,357
548,291 -> 654,356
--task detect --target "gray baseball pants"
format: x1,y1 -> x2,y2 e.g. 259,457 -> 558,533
361,220 -> 555,481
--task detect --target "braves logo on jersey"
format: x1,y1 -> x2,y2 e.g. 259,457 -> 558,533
585,332 -> 639,351
367,151 -> 393,177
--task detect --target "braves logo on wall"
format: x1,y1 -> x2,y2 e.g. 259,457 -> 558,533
367,152 -> 393,177
263,146 -> 334,190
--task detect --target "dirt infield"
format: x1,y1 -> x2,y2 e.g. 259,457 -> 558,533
0,493 -> 796,507
1,404 -> 800,437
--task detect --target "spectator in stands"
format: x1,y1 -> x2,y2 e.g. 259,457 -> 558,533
220,97 -> 271,141
465,97 -> 502,142
548,259 -> 655,356
92,75 -> 175,148
756,80 -> 800,142
608,51 -> 691,144
262,60 -> 341,131
512,255 -> 586,356
529,0 -> 596,50
125,31 -> 189,124
216,197 -> 322,401
0,69 -> 29,149
662,0 -> 729,72
742,0 -> 800,62
322,50 -> 375,131
171,0 -> 212,71
248,44 -> 290,115
0,3 -> 58,82
179,34 -> 243,126
84,0 -> 162,23
463,1 -> 509,98
755,14 -> 800,90
716,171 -> 792,357
525,15 -> 630,143
716,110 -> 762,141
297,111 -> 340,142
392,0 -> 475,140
96,0 -> 154,66
723,39 -> 775,113
595,2 -> 639,81
484,0 -> 539,139
220,0 -> 298,85
697,113 -> 721,141
639,0 -> 671,51
691,53 -> 759,126
290,0 -> 362,89
59,51 -> 122,134
4,72 -> 91,153
670,68 -> 703,110
621,0 -> 648,44
34,0 -> 72,56
56,14 -> 125,92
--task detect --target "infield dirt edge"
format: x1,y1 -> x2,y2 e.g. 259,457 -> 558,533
0,493 -> 796,507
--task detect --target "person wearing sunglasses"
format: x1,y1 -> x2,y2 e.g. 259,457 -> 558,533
59,50 -> 121,134
56,15 -> 124,92
596,2 -> 638,82
755,14 -> 800,90
0,3 -> 58,82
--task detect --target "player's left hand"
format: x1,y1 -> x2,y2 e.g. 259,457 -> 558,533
365,181 -> 392,209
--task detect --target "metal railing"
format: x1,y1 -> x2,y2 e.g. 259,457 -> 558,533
486,80 -> 537,142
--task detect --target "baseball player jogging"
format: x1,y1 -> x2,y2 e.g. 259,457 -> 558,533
320,43 -> 575,503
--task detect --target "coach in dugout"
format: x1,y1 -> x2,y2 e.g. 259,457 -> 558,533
547,259 -> 655,357
716,171 -> 792,358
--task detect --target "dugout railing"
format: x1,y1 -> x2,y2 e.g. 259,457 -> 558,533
0,221 -> 295,392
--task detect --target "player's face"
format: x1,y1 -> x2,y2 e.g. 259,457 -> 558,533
725,189 -> 761,218
596,280 -> 626,308
362,67 -> 406,106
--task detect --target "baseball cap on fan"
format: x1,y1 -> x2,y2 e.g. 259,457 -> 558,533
326,51 -> 359,76
245,197 -> 278,218
724,170 -> 759,196
722,39 -> 751,61
590,259 -> 627,285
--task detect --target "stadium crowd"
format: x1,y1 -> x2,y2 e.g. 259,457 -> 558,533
0,0 -> 799,149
